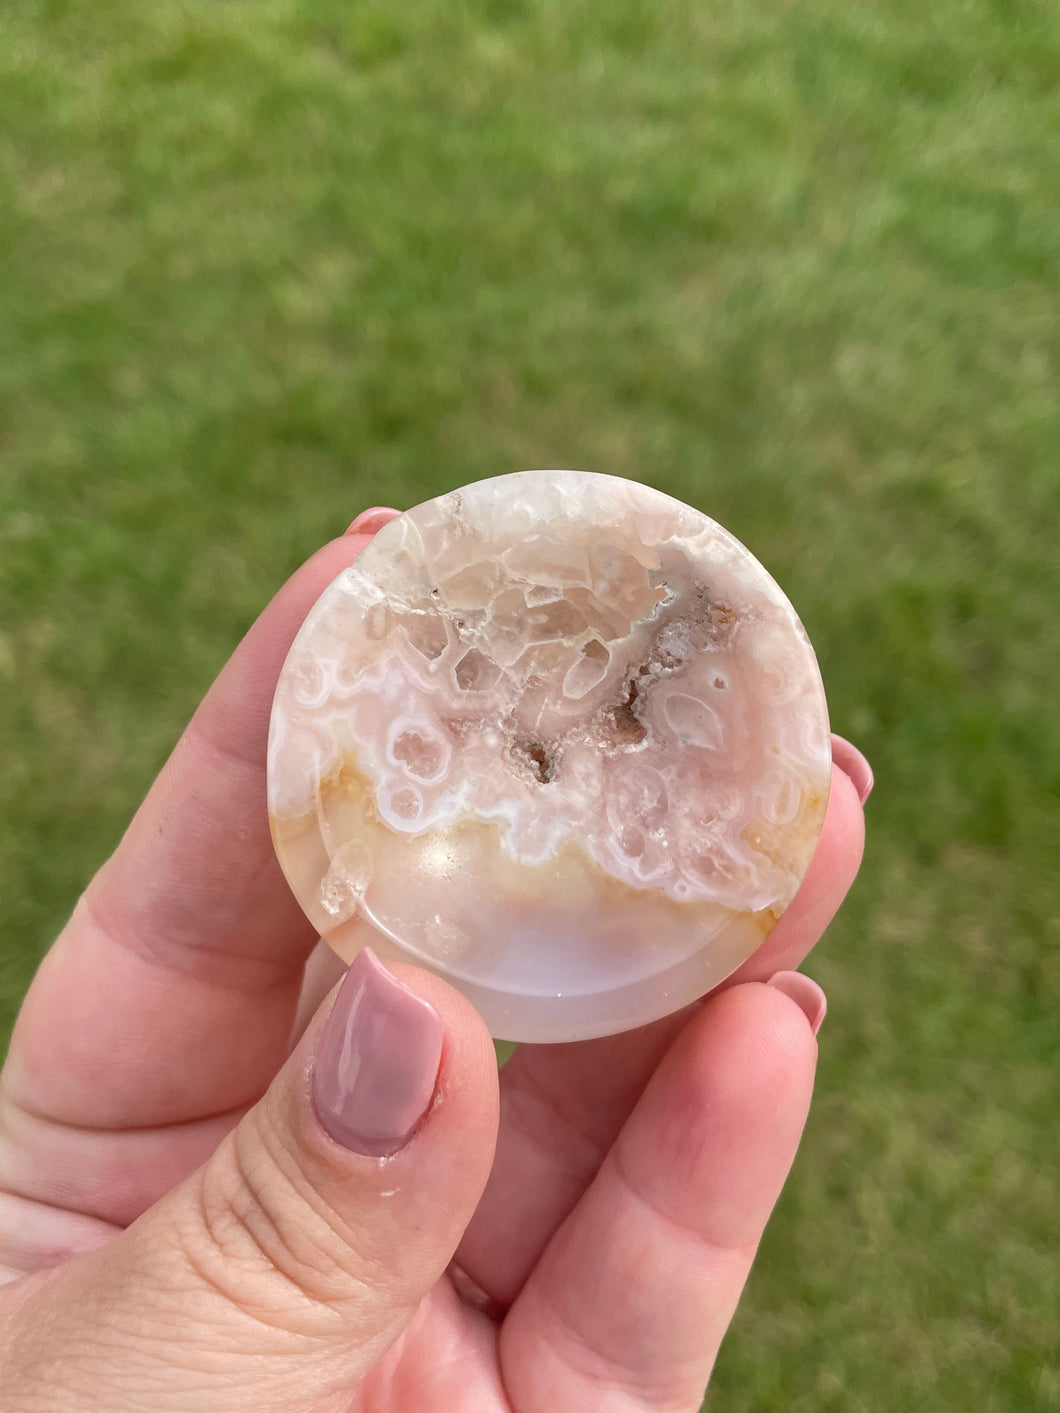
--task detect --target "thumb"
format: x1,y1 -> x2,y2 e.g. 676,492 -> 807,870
0,950 -> 500,1413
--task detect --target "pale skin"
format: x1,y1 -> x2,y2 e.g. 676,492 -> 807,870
0,509 -> 868,1412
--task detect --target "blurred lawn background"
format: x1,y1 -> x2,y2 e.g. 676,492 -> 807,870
1,0 -> 1057,1408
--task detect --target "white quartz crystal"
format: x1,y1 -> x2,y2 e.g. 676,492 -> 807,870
268,470 -> 831,1041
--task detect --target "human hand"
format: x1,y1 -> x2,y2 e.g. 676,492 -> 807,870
0,509 -> 868,1412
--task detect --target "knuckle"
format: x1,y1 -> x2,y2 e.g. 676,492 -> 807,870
175,1108 -> 378,1336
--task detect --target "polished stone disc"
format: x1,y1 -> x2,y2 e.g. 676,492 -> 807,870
268,470 -> 831,1041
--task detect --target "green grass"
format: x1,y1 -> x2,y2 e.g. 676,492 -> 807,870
2,0 -> 1058,1407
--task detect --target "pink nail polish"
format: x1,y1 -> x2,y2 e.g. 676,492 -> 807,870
313,950 -> 443,1157
344,507 -> 401,537
831,733 -> 874,804
767,971 -> 827,1036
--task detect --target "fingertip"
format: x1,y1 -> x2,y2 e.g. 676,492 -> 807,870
635,981 -> 819,1168
353,950 -> 502,1169
826,758 -> 867,880
766,970 -> 827,1036
302,946 -> 501,1157
831,733 -> 874,804
311,950 -> 444,1158
702,979 -> 820,1082
344,507 -> 402,537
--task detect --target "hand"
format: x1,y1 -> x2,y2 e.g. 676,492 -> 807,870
0,510 -> 868,1412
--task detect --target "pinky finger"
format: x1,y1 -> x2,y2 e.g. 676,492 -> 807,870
499,980 -> 821,1412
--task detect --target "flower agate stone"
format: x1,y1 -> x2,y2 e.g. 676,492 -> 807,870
268,470 -> 831,1042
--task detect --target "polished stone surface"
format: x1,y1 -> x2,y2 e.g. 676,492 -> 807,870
268,470 -> 831,1041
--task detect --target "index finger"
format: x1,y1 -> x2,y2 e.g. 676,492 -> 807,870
454,759 -> 865,1307
499,980 -> 820,1412
2,528 -> 383,1138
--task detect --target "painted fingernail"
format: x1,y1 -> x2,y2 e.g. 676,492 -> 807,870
767,971 -> 827,1036
344,507 -> 401,537
313,949 -> 443,1157
831,733 -> 874,804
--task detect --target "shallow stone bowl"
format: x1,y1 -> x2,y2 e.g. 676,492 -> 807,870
268,470 -> 831,1042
